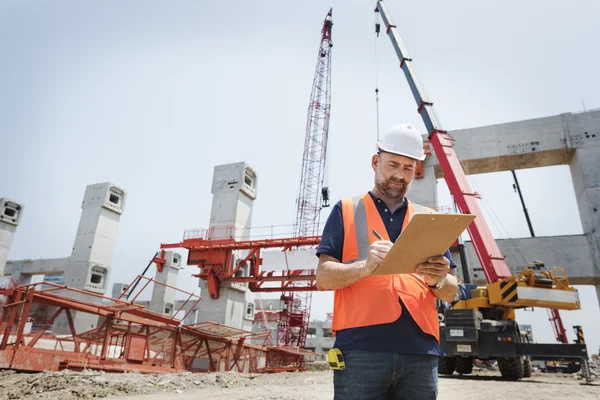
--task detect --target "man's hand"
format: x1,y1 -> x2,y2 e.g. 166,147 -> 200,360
315,240 -> 394,291
416,255 -> 450,286
363,240 -> 394,276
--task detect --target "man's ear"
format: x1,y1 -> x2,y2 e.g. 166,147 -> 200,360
372,154 -> 380,172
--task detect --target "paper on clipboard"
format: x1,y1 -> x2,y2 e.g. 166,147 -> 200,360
373,213 -> 476,276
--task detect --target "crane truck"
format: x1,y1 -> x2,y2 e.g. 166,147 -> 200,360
374,0 -> 591,381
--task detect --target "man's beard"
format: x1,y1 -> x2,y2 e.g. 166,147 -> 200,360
375,176 -> 409,200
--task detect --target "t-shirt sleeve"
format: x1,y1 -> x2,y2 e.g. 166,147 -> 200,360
316,200 -> 344,262
444,249 -> 457,269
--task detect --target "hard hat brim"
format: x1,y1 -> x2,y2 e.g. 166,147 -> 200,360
378,148 -> 426,161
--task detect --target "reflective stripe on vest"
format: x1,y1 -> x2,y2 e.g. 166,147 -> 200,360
332,193 -> 441,342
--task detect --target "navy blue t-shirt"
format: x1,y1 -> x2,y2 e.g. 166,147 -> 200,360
316,192 -> 457,356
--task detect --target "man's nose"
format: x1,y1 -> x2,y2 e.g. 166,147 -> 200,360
392,172 -> 407,181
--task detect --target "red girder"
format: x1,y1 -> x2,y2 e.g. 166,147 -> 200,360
161,236 -> 321,251
160,235 -> 321,299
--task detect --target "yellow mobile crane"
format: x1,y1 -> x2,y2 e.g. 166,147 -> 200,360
373,0 -> 591,381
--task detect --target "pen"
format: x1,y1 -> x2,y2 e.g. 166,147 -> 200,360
372,229 -> 383,240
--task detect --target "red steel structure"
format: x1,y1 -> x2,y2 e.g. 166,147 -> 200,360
0,276 -> 315,374
277,292 -> 311,348
160,226 -> 323,349
160,227 -> 321,300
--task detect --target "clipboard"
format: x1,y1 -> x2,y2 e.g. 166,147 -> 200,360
373,213 -> 476,276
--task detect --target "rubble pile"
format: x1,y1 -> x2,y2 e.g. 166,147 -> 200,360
576,357 -> 599,382
0,369 -> 259,400
585,357 -> 599,376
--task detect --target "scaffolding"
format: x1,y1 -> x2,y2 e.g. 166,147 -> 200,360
0,277 -> 317,374
277,292 -> 312,348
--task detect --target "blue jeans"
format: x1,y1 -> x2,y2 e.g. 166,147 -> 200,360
333,350 -> 438,400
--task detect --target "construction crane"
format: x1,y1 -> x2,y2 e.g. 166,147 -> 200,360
279,8 -> 334,349
373,0 -> 591,381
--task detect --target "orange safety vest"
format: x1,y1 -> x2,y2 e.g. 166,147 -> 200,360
331,192 -> 441,342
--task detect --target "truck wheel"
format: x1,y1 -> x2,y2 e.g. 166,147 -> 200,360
456,357 -> 473,374
498,357 -> 524,380
522,357 -> 532,378
566,363 -> 581,374
438,356 -> 456,375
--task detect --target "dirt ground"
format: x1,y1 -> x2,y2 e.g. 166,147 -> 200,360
0,368 -> 598,400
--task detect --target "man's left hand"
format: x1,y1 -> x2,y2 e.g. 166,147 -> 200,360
416,256 -> 450,286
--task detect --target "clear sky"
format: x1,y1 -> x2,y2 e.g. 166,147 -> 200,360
1,1 -> 599,355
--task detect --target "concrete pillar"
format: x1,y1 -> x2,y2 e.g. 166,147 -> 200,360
111,282 -> 129,299
407,140 -> 439,209
197,162 -> 257,331
149,251 -> 182,316
181,308 -> 197,325
315,321 -> 324,354
54,182 -> 126,334
569,144 -> 600,309
0,198 -> 24,278
569,147 -> 600,239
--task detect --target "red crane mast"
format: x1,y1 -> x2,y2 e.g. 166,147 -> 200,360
294,8 -> 333,238
281,9 -> 333,349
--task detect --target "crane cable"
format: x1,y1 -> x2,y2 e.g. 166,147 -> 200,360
374,11 -> 381,141
459,163 -> 529,267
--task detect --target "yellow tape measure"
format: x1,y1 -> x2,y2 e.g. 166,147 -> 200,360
327,348 -> 346,370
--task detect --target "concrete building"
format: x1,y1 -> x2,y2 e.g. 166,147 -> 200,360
410,109 -> 600,307
3,182 -> 126,333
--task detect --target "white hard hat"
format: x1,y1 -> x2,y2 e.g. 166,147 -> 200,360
377,123 -> 426,161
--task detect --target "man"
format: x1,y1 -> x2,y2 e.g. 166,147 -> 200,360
316,123 -> 459,400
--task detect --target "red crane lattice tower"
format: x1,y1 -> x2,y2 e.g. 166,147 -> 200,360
294,8 -> 333,238
281,8 -> 333,349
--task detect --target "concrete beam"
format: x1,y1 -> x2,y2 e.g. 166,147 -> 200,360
452,235 -> 599,286
430,109 -> 600,178
5,258 -> 69,282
